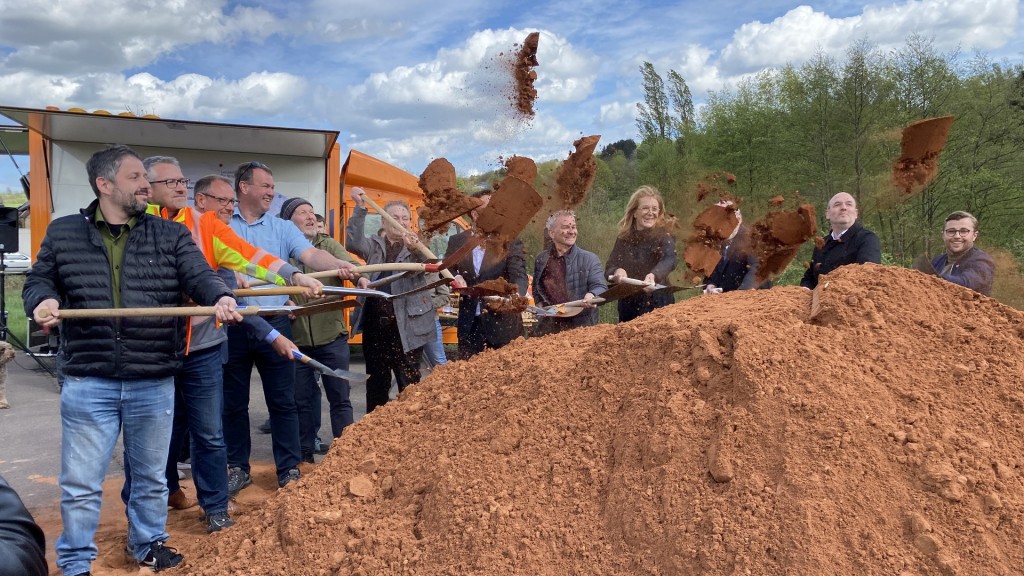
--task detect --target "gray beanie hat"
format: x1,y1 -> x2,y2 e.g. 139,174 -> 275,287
279,197 -> 313,221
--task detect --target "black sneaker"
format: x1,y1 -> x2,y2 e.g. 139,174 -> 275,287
257,418 -> 272,434
301,453 -> 315,464
314,437 -> 331,455
227,467 -> 252,496
139,541 -> 183,572
278,468 -> 300,488
205,511 -> 236,533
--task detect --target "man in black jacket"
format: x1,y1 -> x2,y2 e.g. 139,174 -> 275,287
704,202 -> 764,293
445,190 -> 529,360
0,474 -> 47,576
800,192 -> 881,289
23,145 -> 241,576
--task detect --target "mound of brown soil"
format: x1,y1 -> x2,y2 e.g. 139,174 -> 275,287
417,158 -> 484,232
183,265 -> 1024,576
553,135 -> 601,209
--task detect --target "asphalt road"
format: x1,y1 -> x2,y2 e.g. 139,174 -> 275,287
0,349 -> 382,513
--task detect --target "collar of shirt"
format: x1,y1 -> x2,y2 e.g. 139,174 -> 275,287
472,244 -> 485,275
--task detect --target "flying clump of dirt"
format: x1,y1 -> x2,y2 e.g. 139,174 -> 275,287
749,197 -> 818,284
476,278 -> 529,313
695,171 -> 737,202
497,155 -> 538,190
181,264 -> 1024,576
683,201 -> 741,278
417,158 -> 484,233
509,32 -> 540,119
892,116 -> 954,196
552,135 -> 601,209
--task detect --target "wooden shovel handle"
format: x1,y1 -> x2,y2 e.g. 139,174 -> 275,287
40,306 -> 263,319
360,195 -> 455,281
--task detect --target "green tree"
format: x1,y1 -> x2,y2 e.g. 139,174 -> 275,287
636,62 -> 673,141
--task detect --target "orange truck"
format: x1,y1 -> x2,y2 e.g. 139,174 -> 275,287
0,104 -> 465,345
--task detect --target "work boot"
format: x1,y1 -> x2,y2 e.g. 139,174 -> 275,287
227,467 -> 252,496
167,488 -> 198,510
139,541 -> 183,572
278,468 -> 300,489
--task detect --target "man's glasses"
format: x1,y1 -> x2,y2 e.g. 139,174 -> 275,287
198,191 -> 237,208
149,178 -> 190,188
943,228 -> 974,237
235,161 -> 270,190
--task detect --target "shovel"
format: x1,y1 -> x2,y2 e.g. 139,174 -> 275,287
606,276 -> 690,293
362,195 -> 457,281
39,303 -> 341,320
528,297 -> 605,318
292,350 -> 370,383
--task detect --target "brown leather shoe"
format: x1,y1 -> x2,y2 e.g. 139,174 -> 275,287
167,489 -> 198,510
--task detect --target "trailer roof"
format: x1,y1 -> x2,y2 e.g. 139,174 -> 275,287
0,105 -> 339,158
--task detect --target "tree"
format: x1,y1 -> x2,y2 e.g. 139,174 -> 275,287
636,62 -> 673,142
667,70 -> 695,156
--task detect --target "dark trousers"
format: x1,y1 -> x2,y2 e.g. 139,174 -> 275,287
362,316 -> 421,414
222,316 -> 300,481
295,336 -> 352,459
457,315 -> 487,360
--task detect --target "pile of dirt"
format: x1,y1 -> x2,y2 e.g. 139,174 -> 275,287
182,265 -> 1024,575
553,135 -> 601,210
509,32 -> 540,118
750,201 -> 818,283
892,116 -> 954,196
417,158 -> 484,233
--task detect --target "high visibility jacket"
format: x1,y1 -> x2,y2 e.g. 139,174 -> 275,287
147,205 -> 299,285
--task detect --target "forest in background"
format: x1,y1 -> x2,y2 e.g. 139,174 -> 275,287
459,35 -> 1024,311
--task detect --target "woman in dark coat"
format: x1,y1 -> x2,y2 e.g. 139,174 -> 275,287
606,186 -> 677,323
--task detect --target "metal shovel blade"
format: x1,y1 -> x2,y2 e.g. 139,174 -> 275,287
293,350 -> 370,382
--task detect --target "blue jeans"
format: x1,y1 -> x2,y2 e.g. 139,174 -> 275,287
422,320 -> 447,367
122,345 -> 229,515
222,316 -> 300,482
295,336 -> 352,458
56,375 -> 174,575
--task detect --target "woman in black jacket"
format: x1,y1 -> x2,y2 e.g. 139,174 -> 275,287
606,186 -> 678,322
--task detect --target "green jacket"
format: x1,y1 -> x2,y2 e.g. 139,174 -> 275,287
291,233 -> 358,347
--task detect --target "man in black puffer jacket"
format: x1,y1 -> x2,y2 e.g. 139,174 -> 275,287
800,192 -> 882,289
22,145 -> 242,576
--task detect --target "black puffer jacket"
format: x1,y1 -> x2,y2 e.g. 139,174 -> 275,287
23,200 -> 232,379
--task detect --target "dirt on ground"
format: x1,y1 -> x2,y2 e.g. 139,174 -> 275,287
892,116 -> 955,196
417,158 -> 484,233
36,265 -> 1024,575
552,135 -> 601,210
509,32 -> 540,118
175,265 -> 1024,576
750,201 -> 818,284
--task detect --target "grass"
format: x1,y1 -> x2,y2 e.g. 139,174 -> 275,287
2,273 -> 28,344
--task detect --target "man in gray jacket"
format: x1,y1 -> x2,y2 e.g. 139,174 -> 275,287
532,210 -> 607,335
346,187 -> 438,413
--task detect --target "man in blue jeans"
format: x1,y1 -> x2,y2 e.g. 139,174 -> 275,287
23,145 -> 243,575
224,161 -> 358,492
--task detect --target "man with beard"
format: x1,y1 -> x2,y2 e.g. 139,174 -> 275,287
23,145 -> 242,575
928,211 -> 995,295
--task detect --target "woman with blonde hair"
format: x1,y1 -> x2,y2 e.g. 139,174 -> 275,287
605,185 -> 677,322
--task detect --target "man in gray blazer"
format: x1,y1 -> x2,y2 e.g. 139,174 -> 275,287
532,210 -> 607,335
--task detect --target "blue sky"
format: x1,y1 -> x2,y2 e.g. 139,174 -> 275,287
1,0 -> 1022,191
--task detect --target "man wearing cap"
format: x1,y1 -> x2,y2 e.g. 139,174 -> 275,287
224,161 -> 359,493
926,211 -> 995,295
800,192 -> 881,289
283,198 -> 359,462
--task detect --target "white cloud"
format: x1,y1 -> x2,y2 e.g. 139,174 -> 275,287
598,101 -> 635,126
0,0 -> 279,74
718,0 -> 1018,76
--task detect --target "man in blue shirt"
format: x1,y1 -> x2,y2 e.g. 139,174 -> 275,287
224,161 -> 358,493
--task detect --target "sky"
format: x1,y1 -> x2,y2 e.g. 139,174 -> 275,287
0,0 -> 1022,191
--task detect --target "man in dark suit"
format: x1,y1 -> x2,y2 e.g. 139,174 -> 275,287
800,192 -> 881,289
445,190 -> 529,360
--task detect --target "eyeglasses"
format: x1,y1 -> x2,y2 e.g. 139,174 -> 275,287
235,161 -> 270,190
198,191 -> 237,207
943,228 -> 974,237
149,178 -> 190,188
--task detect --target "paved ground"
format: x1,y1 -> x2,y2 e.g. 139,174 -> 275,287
0,349 -> 381,513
